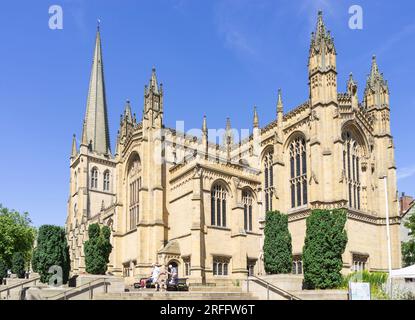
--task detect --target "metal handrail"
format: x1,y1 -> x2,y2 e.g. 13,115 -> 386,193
45,277 -> 109,300
0,277 -> 41,300
246,275 -> 301,300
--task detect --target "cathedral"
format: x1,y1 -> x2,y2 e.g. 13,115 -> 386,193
66,12 -> 401,285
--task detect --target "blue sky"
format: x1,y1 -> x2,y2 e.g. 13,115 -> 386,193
0,0 -> 414,226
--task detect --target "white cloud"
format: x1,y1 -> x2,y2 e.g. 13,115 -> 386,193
397,165 -> 415,181
213,0 -> 259,58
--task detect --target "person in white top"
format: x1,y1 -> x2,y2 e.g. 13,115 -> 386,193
151,264 -> 161,291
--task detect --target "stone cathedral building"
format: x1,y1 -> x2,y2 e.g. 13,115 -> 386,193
66,12 -> 401,285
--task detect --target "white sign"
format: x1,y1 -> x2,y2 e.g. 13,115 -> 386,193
349,282 -> 371,300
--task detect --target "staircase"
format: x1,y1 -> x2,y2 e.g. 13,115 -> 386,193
94,287 -> 258,300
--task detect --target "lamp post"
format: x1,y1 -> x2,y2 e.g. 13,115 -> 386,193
383,175 -> 393,296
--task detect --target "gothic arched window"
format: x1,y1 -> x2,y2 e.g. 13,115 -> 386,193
103,170 -> 110,191
242,190 -> 253,232
289,137 -> 307,208
211,183 -> 227,227
74,171 -> 78,192
263,149 -> 274,212
343,131 -> 362,210
127,154 -> 141,231
91,167 -> 98,189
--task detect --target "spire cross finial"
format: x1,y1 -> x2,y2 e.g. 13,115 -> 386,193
97,19 -> 101,31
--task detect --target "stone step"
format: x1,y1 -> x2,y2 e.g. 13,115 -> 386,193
189,286 -> 242,292
94,291 -> 258,300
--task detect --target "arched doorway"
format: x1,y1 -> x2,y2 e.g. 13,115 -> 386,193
167,260 -> 180,284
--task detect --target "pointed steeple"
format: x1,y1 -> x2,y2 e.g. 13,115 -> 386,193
123,100 -> 133,123
364,55 -> 389,111
308,11 -> 337,105
277,89 -> 283,114
81,120 -> 88,146
83,25 -> 111,155
226,117 -> 231,131
71,134 -> 78,159
366,55 -> 387,90
347,73 -> 358,109
202,115 -> 207,134
148,67 -> 159,94
143,67 -> 164,129
310,11 -> 335,53
253,106 -> 259,128
224,118 -> 234,146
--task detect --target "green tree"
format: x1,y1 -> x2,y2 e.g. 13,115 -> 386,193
0,205 -> 36,266
263,211 -> 292,274
35,225 -> 70,284
84,224 -> 112,275
31,248 -> 39,273
402,211 -> 415,267
0,259 -> 8,283
11,252 -> 25,278
303,209 -> 348,289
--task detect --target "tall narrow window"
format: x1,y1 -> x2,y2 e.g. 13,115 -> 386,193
211,184 -> 227,227
263,150 -> 274,212
74,171 -> 78,192
103,170 -> 110,191
343,132 -> 362,210
290,137 -> 307,208
91,167 -> 98,189
242,190 -> 253,232
129,178 -> 140,230
127,154 -> 141,231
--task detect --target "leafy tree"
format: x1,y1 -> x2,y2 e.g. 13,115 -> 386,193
0,205 -> 36,266
402,210 -> 415,267
31,248 -> 39,273
11,252 -> 25,278
263,211 -> 292,274
84,224 -> 112,275
35,225 -> 70,284
303,209 -> 348,289
0,259 -> 8,283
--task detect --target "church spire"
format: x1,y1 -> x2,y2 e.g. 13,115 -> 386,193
123,100 -> 133,123
308,11 -> 337,106
71,134 -> 78,159
309,10 -> 336,71
150,67 -> 159,94
82,25 -> 111,155
202,115 -> 207,134
277,89 -> 283,114
253,106 -> 259,129
364,55 -> 389,111
366,55 -> 387,90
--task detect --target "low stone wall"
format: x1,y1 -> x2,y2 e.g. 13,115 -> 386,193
25,275 -> 125,300
76,275 -> 125,293
292,289 -> 348,300
258,274 -> 304,291
242,275 -> 349,300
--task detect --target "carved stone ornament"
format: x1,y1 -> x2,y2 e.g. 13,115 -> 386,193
309,171 -> 319,185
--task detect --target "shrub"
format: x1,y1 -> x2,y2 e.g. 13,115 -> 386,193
341,271 -> 388,299
303,209 -> 348,289
84,224 -> 112,275
31,248 -> 39,273
35,225 -> 70,284
11,252 -> 25,278
263,211 -> 292,274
